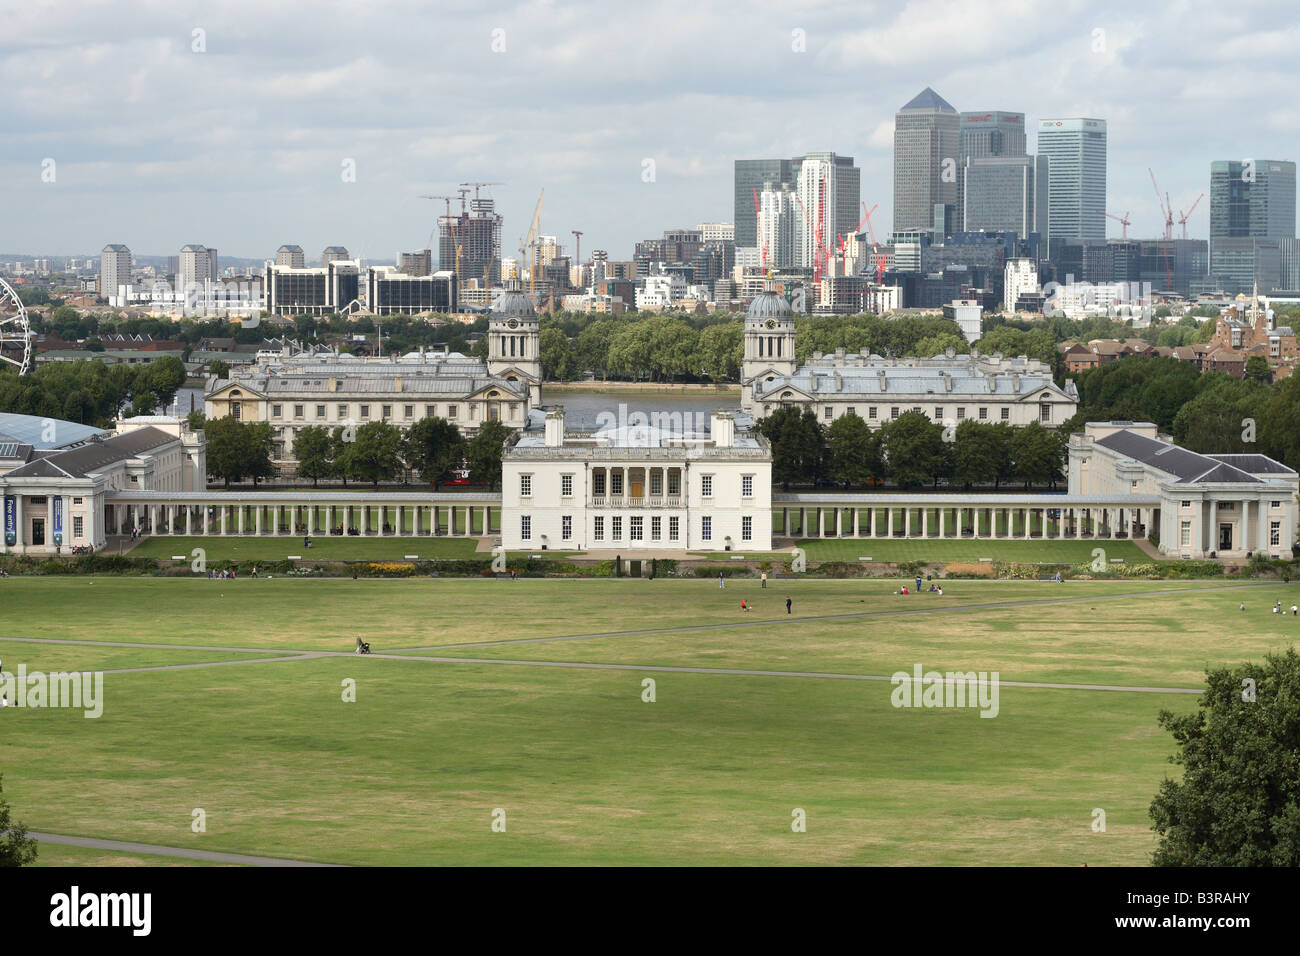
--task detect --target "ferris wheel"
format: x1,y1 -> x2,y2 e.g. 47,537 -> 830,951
0,276 -> 33,374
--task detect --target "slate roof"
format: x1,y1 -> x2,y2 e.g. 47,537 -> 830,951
3,427 -> 175,479
1206,454 -> 1298,476
1095,430 -> 1294,484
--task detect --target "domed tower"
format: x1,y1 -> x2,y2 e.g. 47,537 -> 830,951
741,280 -> 797,412
488,277 -> 541,406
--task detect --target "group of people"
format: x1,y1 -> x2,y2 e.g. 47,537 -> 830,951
208,567 -> 258,579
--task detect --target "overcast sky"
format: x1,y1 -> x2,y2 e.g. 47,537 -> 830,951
4,0 -> 1298,264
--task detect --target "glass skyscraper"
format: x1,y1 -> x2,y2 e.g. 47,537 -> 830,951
734,159 -> 794,249
1037,118 -> 1107,241
1209,159 -> 1296,294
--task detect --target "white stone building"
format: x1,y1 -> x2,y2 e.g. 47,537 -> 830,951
501,408 -> 772,552
1069,421 -> 1298,559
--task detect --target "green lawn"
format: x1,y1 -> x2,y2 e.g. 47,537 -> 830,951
795,538 -> 1153,564
127,535 -> 483,562
2,575 -> 1288,866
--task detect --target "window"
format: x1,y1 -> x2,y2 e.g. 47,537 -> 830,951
702,474 -> 713,497
593,472 -> 606,496
1001,407 -> 1009,421
650,472 -> 662,496
231,403 -> 241,420
520,515 -> 531,540
1180,521 -> 1191,547
890,407 -> 899,420
337,404 -> 347,418
869,407 -> 877,419
1219,501 -> 1235,511
742,516 -> 752,541
824,406 -> 833,419
425,405 -> 435,417
935,406 -> 944,420
272,404 -> 282,418
1271,521 -> 1281,547
73,516 -> 83,537
846,407 -> 855,417
611,472 -> 624,495
1272,500 -> 1282,508
701,516 -> 712,541
669,516 -> 680,541
360,405 -> 370,419
519,474 -> 532,497
294,404 -> 304,419
448,405 -> 458,418
1040,403 -> 1051,423
561,474 -> 573,497
611,516 -> 622,539
316,405 -> 326,418
404,405 -> 414,419
978,407 -> 987,420
630,516 -> 643,541
382,405 -> 392,419
956,407 -> 965,420
667,472 -> 681,495
594,516 -> 604,541
651,516 -> 661,540
1181,500 -> 1191,508
742,475 -> 754,497
72,497 -> 83,505
562,515 -> 572,540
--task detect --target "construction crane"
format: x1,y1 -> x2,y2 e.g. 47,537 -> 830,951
459,181 -> 504,202
418,194 -> 456,252
861,203 -> 885,285
1099,210 -> 1131,240
752,188 -> 769,272
1178,193 -> 1204,240
834,203 -> 874,277
518,189 -> 544,295
1149,169 -> 1175,292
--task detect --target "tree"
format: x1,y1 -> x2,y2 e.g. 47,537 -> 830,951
826,413 -> 882,487
756,406 -> 824,489
404,416 -> 464,488
186,410 -> 206,432
1259,371 -> 1300,472
539,327 -> 574,381
140,354 -> 187,408
696,322 -> 744,381
346,421 -> 404,486
1245,355 -> 1273,384
951,420 -> 1000,488
204,416 -> 273,488
208,359 -> 231,379
0,775 -> 38,866
1171,377 -> 1269,454
465,419 -> 511,488
880,412 -> 944,488
912,333 -> 970,358
1150,649 -> 1300,866
1010,421 -> 1064,489
129,391 -> 158,416
293,425 -> 334,486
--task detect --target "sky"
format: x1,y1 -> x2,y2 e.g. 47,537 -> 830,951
3,0 -> 1299,264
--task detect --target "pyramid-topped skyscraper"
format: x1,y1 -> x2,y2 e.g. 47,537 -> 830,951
893,88 -> 960,236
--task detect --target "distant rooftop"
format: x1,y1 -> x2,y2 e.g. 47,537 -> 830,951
900,87 -> 956,112
0,413 -> 105,450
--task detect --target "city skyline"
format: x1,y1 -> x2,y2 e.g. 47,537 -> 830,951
5,0 -> 1300,260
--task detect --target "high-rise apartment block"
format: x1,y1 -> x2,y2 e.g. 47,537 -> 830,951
100,244 -> 132,302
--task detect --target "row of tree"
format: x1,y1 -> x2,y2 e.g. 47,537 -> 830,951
756,406 -> 1067,491
0,355 -> 187,425
198,414 -> 511,489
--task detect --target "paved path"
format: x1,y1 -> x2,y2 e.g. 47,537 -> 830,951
25,831 -> 342,867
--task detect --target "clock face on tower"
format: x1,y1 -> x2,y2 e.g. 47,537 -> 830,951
764,319 -> 777,329
507,318 -> 519,329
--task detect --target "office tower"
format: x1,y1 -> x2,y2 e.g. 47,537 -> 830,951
321,246 -> 350,266
178,244 -> 218,291
734,159 -> 794,248
1036,118 -> 1107,241
893,88 -> 960,236
100,244 -> 131,300
757,181 -> 798,269
397,250 -> 433,276
439,196 -> 502,285
961,157 -> 1037,238
1209,159 -> 1297,294
696,222 -> 735,243
792,152 -> 861,270
276,245 -> 305,269
957,111 -> 1026,232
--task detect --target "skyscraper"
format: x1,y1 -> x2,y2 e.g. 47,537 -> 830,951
893,88 -> 959,237
1209,159 -> 1297,294
100,244 -> 131,301
734,159 -> 794,249
961,157 -> 1037,238
792,152 -> 861,269
276,245 -> 305,269
956,111 -> 1026,233
1036,118 -> 1107,242
178,244 -> 218,292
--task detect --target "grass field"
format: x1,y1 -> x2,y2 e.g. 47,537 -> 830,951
126,535 -> 483,562
2,575 -> 1294,865
794,538 -> 1154,564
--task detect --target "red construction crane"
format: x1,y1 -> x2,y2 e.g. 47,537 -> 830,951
1099,209 -> 1131,240
1149,169 -> 1174,292
1177,193 -> 1204,240
861,203 -> 885,284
